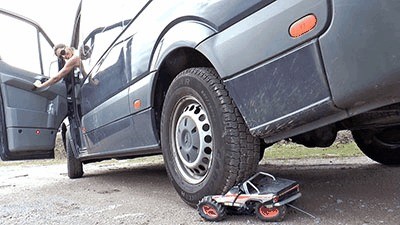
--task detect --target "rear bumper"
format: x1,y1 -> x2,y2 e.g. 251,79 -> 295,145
274,192 -> 302,207
320,0 -> 400,113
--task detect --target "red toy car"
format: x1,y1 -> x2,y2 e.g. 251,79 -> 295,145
197,172 -> 301,222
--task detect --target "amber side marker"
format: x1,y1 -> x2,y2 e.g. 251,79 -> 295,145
289,14 -> 317,38
134,100 -> 141,109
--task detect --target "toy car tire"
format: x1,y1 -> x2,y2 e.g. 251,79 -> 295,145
197,196 -> 226,221
255,204 -> 287,222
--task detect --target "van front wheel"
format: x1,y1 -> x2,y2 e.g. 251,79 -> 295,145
160,67 -> 259,206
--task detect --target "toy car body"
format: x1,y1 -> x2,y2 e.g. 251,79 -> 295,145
197,172 -> 301,222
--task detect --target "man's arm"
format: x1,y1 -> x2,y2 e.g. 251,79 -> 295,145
34,55 -> 80,88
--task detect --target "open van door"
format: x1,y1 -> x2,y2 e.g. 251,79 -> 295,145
0,9 -> 68,160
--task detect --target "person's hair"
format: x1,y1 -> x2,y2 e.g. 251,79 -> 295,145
54,43 -> 66,56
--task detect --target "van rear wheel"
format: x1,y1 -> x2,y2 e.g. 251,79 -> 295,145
352,127 -> 400,165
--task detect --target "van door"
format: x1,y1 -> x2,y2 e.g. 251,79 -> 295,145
0,9 -> 68,160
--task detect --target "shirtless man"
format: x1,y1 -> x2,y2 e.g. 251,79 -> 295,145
33,44 -> 80,88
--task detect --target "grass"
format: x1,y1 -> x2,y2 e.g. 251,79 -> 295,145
0,130 -> 362,166
0,141 -> 364,167
263,141 -> 363,160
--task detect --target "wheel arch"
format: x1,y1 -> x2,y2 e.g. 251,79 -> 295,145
152,49 -> 215,135
149,20 -> 217,72
149,20 -> 219,135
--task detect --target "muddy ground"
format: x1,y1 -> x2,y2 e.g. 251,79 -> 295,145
1,155 -> 399,225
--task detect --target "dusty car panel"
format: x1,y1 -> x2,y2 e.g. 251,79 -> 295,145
223,41 -> 337,140
196,0 -> 330,78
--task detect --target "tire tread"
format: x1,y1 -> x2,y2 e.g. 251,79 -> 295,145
189,67 -> 259,190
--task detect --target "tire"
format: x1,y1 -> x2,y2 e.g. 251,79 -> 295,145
161,67 -> 259,206
255,204 -> 287,222
352,127 -> 400,165
197,196 -> 226,221
66,130 -> 83,179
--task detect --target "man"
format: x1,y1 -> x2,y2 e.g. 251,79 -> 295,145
33,44 -> 80,88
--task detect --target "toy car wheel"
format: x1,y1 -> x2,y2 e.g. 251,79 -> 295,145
255,204 -> 287,222
197,196 -> 226,221
352,127 -> 400,165
161,67 -> 259,206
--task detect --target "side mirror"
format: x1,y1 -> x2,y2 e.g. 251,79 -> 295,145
47,60 -> 59,77
80,45 -> 92,60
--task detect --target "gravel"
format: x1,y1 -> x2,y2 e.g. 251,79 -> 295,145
1,156 -> 399,225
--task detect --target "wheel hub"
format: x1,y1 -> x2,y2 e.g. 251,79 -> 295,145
174,102 -> 213,184
178,118 -> 197,163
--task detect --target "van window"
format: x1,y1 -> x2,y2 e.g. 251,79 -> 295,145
0,13 -> 54,76
79,0 -> 149,74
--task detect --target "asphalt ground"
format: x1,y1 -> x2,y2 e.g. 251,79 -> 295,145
0,156 -> 399,225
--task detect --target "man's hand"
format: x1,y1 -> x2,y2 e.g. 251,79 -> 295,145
33,80 -> 42,88
90,77 -> 99,86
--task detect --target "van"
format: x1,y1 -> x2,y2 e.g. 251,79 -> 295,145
1,0 -> 400,206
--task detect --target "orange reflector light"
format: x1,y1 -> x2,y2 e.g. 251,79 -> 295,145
35,130 -> 40,135
289,14 -> 317,38
134,100 -> 141,110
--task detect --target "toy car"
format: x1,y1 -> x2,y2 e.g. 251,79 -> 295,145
197,172 -> 301,222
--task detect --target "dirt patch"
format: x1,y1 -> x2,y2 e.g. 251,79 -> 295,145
54,134 -> 66,160
334,130 -> 353,144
